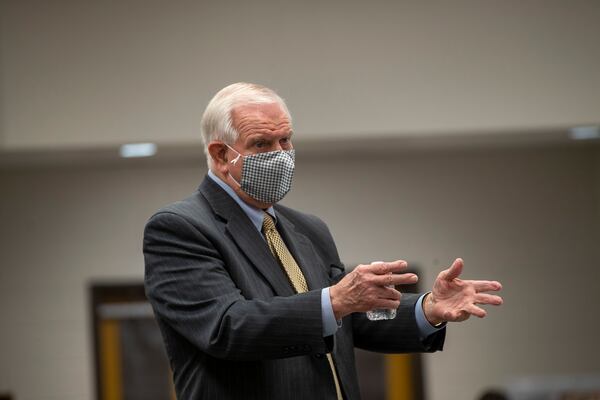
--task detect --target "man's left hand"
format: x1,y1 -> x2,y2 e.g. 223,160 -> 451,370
423,258 -> 503,325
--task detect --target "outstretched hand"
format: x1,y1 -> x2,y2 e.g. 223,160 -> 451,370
423,258 -> 503,325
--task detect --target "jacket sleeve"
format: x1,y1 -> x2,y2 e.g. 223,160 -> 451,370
350,293 -> 446,353
143,211 -> 333,361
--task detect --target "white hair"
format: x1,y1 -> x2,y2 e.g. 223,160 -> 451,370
200,82 -> 292,168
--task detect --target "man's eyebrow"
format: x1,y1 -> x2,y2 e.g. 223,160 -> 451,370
247,135 -> 269,142
247,131 -> 293,141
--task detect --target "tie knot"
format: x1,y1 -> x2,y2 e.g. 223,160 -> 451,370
262,212 -> 276,232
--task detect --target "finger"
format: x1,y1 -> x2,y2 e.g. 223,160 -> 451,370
475,293 -> 503,306
379,286 -> 402,301
371,298 -> 401,311
465,304 -> 487,318
470,280 -> 502,292
369,260 -> 408,275
443,258 -> 464,281
373,273 -> 418,287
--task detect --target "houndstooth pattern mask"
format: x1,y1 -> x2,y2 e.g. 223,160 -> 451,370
227,145 -> 295,204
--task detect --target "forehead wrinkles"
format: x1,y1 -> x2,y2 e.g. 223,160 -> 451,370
232,107 -> 291,137
237,119 -> 291,136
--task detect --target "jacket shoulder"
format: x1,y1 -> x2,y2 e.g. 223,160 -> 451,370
146,191 -> 213,227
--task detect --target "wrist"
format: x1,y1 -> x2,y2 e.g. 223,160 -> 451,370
423,292 -> 445,327
329,284 -> 346,321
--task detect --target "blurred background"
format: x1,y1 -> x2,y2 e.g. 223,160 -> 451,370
1,1 -> 599,399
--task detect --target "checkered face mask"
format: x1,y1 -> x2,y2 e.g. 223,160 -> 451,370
227,145 -> 295,204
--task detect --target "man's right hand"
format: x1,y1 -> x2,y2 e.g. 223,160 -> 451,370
329,260 -> 418,320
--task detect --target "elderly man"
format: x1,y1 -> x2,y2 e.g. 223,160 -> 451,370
143,82 -> 503,399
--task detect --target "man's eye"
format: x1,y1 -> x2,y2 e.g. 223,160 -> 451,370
255,141 -> 266,148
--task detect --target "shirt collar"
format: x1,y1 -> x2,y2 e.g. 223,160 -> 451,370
207,170 -> 276,232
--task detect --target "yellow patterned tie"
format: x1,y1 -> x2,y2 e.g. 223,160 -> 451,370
262,213 -> 343,400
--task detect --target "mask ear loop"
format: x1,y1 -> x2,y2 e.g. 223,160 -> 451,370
225,143 -> 242,187
225,144 -> 242,165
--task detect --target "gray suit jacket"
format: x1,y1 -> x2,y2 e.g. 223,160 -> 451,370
143,176 -> 445,400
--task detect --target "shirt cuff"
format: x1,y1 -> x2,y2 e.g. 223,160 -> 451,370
415,293 -> 446,340
321,287 -> 342,337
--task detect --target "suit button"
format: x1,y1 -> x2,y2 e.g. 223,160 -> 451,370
315,353 -> 324,358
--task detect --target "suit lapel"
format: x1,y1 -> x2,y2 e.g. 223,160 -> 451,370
199,177 -> 295,297
276,212 -> 329,291
225,208 -> 295,296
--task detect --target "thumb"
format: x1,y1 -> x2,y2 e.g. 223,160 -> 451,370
444,258 -> 464,281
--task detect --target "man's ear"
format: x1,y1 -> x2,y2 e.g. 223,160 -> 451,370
207,142 -> 229,173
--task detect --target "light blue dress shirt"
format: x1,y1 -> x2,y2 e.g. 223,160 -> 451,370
207,170 -> 444,339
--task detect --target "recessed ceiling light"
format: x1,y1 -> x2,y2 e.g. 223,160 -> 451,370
119,143 -> 157,158
568,126 -> 600,140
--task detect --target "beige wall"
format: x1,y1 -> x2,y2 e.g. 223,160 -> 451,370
1,145 -> 599,400
1,0 -> 600,151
